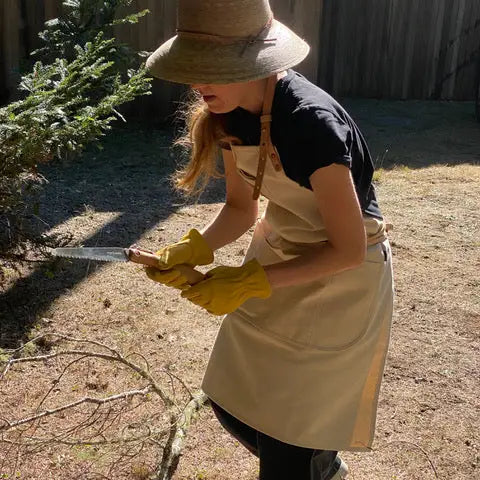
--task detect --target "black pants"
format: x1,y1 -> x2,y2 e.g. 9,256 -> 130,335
210,400 -> 342,480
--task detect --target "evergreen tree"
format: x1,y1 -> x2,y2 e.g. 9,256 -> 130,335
0,1 -> 152,281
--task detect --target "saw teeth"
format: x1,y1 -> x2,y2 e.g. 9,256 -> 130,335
56,255 -> 109,261
53,253 -> 123,262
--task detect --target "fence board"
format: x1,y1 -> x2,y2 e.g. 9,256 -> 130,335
367,0 -> 389,97
277,0 -> 323,83
23,0 -> 45,56
318,0 -> 334,91
44,0 -> 61,20
426,0 -> 446,98
381,0 -> 394,97
0,1 -> 5,101
455,0 -> 480,98
2,0 -> 21,99
332,0 -> 346,97
292,0 -> 323,84
446,0 -> 467,98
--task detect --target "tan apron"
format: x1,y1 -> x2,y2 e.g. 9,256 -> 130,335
201,77 -> 394,452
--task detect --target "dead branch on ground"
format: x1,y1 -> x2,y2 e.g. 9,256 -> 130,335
0,332 -> 209,479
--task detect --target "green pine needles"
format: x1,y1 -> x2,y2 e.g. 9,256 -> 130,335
0,0 -> 152,279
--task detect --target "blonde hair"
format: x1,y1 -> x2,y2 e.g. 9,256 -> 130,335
173,91 -> 240,194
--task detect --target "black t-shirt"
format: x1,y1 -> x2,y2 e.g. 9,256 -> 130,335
223,69 -> 382,219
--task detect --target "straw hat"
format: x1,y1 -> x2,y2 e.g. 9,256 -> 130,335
146,0 -> 310,84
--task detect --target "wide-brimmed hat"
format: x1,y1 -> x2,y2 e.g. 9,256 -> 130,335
146,0 -> 310,84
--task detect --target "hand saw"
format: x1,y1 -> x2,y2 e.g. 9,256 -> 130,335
51,245 -> 205,285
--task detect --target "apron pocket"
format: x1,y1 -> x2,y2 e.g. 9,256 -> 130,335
237,259 -> 384,351
239,226 -> 388,351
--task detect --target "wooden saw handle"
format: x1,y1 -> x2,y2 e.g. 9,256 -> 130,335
126,248 -> 205,285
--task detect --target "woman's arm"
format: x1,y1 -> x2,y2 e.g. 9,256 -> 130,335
264,163 -> 366,288
200,148 -> 258,251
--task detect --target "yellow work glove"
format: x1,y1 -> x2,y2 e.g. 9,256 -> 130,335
181,259 -> 272,316
145,267 -> 190,290
155,229 -> 214,269
145,229 -> 213,290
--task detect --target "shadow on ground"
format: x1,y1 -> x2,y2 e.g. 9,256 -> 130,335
343,99 -> 480,169
0,124 -> 224,348
1,100 -> 479,348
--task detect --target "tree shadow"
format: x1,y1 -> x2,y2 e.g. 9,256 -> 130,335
2,99 -> 479,348
342,99 -> 480,169
0,122 -> 224,348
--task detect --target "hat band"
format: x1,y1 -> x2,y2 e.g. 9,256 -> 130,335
176,17 -> 277,56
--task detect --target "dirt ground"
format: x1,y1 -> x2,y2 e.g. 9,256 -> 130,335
0,99 -> 479,480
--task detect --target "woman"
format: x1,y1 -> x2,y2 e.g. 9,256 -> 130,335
145,1 -> 394,479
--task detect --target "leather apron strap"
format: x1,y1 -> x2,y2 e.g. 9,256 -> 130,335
253,75 -> 282,200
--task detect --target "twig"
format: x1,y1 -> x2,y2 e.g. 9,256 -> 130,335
1,341 -> 174,406
0,386 -> 153,432
161,367 -> 194,403
2,333 -> 49,355
125,351 -> 151,373
374,439 -> 440,479
35,353 -> 91,411
1,431 -> 158,447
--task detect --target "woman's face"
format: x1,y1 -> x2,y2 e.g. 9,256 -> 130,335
191,80 -> 263,114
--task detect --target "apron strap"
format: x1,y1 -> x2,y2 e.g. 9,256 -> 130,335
253,75 -> 280,200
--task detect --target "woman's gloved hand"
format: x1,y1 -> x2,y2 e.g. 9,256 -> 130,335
156,228 -> 214,269
145,229 -> 213,290
145,267 -> 190,290
181,259 -> 272,315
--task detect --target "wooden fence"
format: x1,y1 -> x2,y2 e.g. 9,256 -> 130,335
1,0 -> 479,116
319,0 -> 480,100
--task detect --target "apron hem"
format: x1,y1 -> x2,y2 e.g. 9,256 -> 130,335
202,388 -> 375,452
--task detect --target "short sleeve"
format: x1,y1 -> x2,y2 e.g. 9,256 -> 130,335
279,108 -> 353,189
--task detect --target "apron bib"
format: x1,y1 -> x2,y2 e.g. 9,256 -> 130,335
201,79 -> 394,452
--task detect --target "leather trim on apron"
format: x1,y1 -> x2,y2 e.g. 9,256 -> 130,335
201,76 -> 394,451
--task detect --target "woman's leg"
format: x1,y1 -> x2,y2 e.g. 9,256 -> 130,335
210,400 -> 347,479
210,400 -> 259,456
257,431 -> 343,480
311,450 -> 349,480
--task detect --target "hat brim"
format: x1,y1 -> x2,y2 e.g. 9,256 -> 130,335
146,19 -> 310,84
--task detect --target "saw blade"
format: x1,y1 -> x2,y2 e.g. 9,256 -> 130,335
52,247 -> 129,262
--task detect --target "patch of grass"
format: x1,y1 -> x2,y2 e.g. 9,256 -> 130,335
373,168 -> 385,183
213,446 -> 230,458
131,463 -> 152,479
72,444 -> 100,462
1,267 -> 17,279
396,164 -> 411,172
0,348 -> 10,363
21,342 -> 37,357
82,204 -> 96,218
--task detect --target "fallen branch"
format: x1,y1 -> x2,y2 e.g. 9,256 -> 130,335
0,332 -> 174,406
154,391 -> 209,480
0,331 -> 209,479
